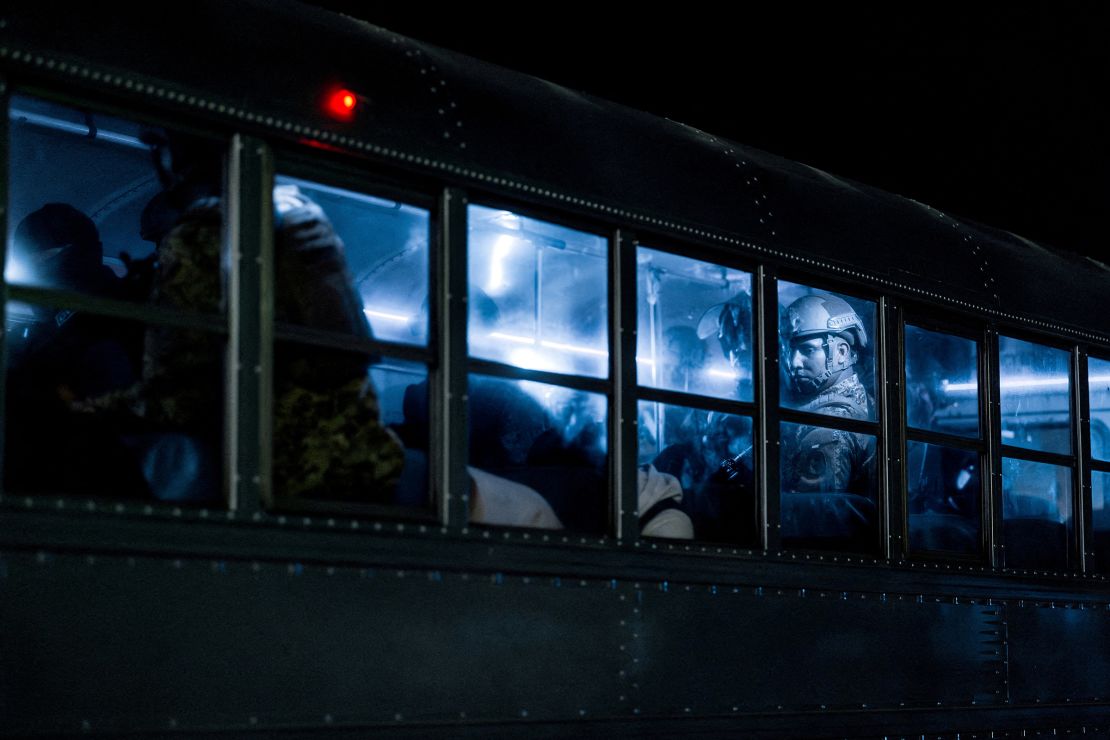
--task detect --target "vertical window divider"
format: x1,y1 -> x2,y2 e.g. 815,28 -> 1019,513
881,298 -> 904,561
226,134 -> 271,514
984,327 -> 1003,568
1075,348 -> 1092,573
436,188 -> 470,529
757,265 -> 780,553
0,77 -> 9,490
613,230 -> 639,542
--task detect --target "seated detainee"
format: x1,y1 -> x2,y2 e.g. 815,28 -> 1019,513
6,204 -> 149,498
91,131 -> 405,503
468,467 -> 562,529
467,462 -> 693,538
638,464 -> 694,539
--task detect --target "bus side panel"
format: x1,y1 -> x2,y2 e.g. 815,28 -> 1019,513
633,586 -> 1006,713
0,551 -> 627,734
1007,601 -> 1110,703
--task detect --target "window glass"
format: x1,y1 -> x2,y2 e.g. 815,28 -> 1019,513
780,421 -> 877,552
272,344 -> 425,508
636,248 -> 752,402
638,400 -> 753,543
905,442 -> 980,554
1090,356 -> 1110,462
1092,470 -> 1110,572
468,205 -> 608,378
998,336 -> 1071,455
8,94 -> 224,311
5,303 -> 223,503
465,374 -> 608,533
904,325 -> 979,438
370,359 -> 430,509
1001,457 -> 1073,570
778,282 -> 876,421
273,175 -> 429,345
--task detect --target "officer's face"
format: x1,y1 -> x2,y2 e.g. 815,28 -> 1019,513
790,337 -> 828,384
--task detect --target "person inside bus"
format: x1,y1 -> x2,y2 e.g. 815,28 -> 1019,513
648,294 -> 756,543
779,293 -> 876,546
88,129 -> 406,504
651,408 -> 752,543
695,292 -> 755,400
5,204 -> 150,498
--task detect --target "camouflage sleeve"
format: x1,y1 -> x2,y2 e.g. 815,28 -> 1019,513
141,198 -> 224,431
273,376 -> 405,501
783,424 -> 875,494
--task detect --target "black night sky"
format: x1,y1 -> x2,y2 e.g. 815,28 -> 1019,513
313,5 -> 1110,263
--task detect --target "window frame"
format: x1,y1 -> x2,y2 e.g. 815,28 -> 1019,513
629,237 -> 761,547
898,308 -> 990,564
771,267 -> 887,557
1,84 -> 236,508
259,147 -> 443,521
462,193 -> 618,538
989,323 -> 1083,573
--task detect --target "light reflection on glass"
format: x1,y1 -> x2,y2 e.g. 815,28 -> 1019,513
468,205 -> 608,378
636,247 -> 753,402
999,336 -> 1071,455
904,325 -> 979,438
275,174 -> 430,346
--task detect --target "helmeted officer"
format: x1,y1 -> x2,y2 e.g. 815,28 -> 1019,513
781,293 -> 875,494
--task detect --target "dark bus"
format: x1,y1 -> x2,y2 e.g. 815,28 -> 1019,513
2,3 -> 1110,737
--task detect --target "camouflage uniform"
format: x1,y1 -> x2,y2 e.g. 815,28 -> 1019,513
109,187 -> 404,502
782,373 -> 875,494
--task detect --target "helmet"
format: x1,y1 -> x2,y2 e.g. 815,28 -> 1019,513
696,294 -> 751,369
786,294 -> 867,349
12,204 -> 103,288
785,293 -> 866,395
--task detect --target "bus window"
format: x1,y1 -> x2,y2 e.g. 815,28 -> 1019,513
467,205 -> 608,379
8,94 -> 224,310
272,176 -> 429,346
999,337 -> 1071,455
1090,356 -> 1110,462
636,248 -> 752,402
5,95 -> 227,504
778,282 -> 876,422
639,400 -> 752,543
780,421 -> 877,552
905,325 -> 978,438
465,374 -> 608,533
267,176 -> 430,511
1002,457 -> 1073,570
905,442 -> 980,554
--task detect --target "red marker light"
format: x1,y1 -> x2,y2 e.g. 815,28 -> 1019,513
325,88 -> 358,120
